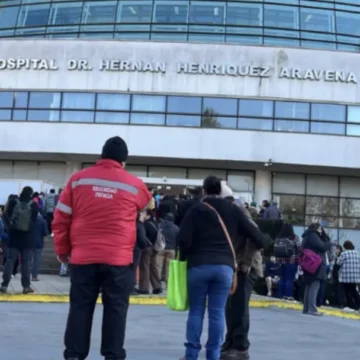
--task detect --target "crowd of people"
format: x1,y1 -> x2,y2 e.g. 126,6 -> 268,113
1,135 -> 360,360
0,188 -> 61,292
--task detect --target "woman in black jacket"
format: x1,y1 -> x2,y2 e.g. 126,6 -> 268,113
302,223 -> 332,316
178,176 -> 264,360
0,186 -> 38,294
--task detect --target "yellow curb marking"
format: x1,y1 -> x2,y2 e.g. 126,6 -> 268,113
0,295 -> 359,320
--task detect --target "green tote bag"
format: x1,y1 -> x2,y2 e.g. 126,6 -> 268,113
167,255 -> 189,311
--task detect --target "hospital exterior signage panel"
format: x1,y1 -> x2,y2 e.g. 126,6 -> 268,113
0,58 -> 357,84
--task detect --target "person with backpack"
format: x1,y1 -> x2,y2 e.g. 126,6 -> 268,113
301,223 -> 332,316
0,186 -> 38,294
273,223 -> 301,300
138,209 -> 163,295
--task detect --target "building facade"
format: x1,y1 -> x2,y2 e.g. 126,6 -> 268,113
0,0 -> 360,243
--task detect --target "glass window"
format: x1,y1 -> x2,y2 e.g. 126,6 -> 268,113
307,175 -> 338,196
202,98 -> 237,116
239,100 -> 273,117
275,101 -> 310,119
153,1 -> 188,24
117,1 -> 153,23
306,197 -> 339,217
340,198 -> 360,218
29,92 -> 61,109
167,96 -> 201,114
0,92 -> 13,108
347,125 -> 360,136
126,165 -> 147,177
238,118 -> 273,131
274,120 -> 309,133
17,4 -> 51,27
62,93 -> 95,110
227,171 -> 254,192
28,110 -> 60,122
13,110 -> 27,121
97,94 -> 130,111
311,104 -> 346,122
340,177 -> 360,198
305,215 -> 339,228
273,173 -> 306,195
300,8 -> 335,33
347,106 -> 360,123
188,168 -> 226,180
339,229 -> 360,248
226,2 -> 262,26
167,115 -> 200,127
95,112 -> 129,124
48,2 -> 83,25
189,1 -> 225,25
202,116 -> 237,129
148,166 -> 187,178
0,110 -> 12,121
0,6 -> 20,28
336,11 -> 360,36
310,122 -> 345,135
264,5 -> 299,29
132,95 -> 165,112
82,1 -> 117,24
14,92 -> 28,108
274,194 -> 305,225
130,113 -> 165,125
61,110 -> 94,123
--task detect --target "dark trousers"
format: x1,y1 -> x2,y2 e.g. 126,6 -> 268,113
276,263 -> 297,299
343,283 -> 360,310
223,270 -> 257,352
332,280 -> 345,308
63,264 -> 133,360
2,250 -> 19,276
317,280 -> 327,307
46,212 -> 54,233
132,248 -> 142,289
2,247 -> 31,288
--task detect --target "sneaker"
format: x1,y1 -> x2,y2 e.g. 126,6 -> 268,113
221,349 -> 250,360
32,277 -> 39,282
11,275 -> 14,279
0,286 -> 7,294
23,287 -> 35,294
307,311 -> 323,317
152,288 -> 163,295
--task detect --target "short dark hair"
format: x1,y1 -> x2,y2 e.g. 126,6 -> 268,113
50,189 -> 55,194
203,175 -> 221,196
279,223 -> 296,240
343,240 -> 355,250
308,222 -> 321,232
189,186 -> 202,197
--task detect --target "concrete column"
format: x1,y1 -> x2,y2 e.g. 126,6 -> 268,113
64,161 -> 82,183
254,170 -> 272,205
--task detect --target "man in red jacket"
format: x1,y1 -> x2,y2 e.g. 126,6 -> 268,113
53,136 -> 151,360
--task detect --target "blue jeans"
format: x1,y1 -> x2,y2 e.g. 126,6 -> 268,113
277,263 -> 298,298
32,249 -> 43,278
184,264 -> 233,360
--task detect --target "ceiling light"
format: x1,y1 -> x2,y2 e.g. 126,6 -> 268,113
214,7 -> 219,16
129,6 -> 136,15
174,6 -> 179,14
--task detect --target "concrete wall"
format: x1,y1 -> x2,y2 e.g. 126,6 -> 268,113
0,122 -> 359,170
0,39 -> 359,103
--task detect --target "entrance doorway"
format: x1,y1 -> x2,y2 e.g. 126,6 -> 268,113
140,177 -> 202,196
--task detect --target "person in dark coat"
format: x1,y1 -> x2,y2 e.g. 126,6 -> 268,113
176,186 -> 202,226
302,223 -> 332,316
0,186 -> 38,294
31,213 -> 49,281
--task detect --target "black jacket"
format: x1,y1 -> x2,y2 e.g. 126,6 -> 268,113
302,229 -> 332,283
6,197 -> 38,250
178,196 -> 264,270
159,215 -> 179,250
136,221 -> 151,250
144,219 -> 159,245
176,196 -> 201,226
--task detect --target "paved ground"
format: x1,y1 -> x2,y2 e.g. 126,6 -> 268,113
1,303 -> 359,360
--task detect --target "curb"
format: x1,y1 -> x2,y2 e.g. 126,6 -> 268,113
0,294 -> 359,320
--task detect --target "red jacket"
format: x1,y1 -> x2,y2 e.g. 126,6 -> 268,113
53,159 -> 151,266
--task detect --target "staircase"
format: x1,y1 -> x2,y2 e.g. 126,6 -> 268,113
41,236 -> 60,274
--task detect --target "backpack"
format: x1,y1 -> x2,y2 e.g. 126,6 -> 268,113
274,238 -> 295,258
10,200 -> 33,232
151,222 -> 166,252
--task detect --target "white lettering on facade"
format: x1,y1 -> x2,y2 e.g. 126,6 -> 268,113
0,57 -> 357,84
279,67 -> 357,84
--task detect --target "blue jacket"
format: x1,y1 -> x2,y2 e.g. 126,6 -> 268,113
0,218 -> 8,243
35,214 -> 49,249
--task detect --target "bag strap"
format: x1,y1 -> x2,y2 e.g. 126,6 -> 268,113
203,202 -> 237,270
